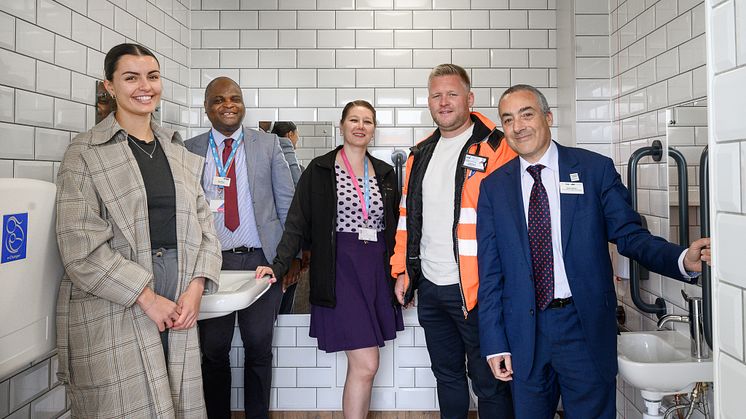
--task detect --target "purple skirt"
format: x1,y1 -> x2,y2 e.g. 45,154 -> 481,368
310,231 -> 404,352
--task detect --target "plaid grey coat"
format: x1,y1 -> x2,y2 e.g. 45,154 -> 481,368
55,113 -> 222,418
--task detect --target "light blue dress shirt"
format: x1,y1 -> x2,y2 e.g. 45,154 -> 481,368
201,127 -> 262,250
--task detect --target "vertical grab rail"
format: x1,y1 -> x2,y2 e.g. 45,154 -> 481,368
699,146 -> 713,349
627,140 -> 667,318
391,149 -> 408,192
668,147 -> 690,246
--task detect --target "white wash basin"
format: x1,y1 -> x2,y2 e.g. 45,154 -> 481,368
198,271 -> 271,320
617,331 -> 712,400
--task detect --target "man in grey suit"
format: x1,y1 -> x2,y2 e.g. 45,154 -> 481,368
185,77 -> 295,419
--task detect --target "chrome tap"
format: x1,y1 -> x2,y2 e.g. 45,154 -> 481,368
657,314 -> 690,328
657,290 -> 709,360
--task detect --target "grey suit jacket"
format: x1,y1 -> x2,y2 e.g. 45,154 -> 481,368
185,127 -> 295,263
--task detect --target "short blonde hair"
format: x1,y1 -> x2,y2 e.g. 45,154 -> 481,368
428,64 -> 471,91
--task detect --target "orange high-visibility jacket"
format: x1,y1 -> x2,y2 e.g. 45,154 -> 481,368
390,112 -> 517,314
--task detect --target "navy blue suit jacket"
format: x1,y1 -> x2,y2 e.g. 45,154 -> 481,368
477,142 -> 690,382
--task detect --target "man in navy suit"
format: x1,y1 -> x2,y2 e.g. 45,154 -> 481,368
476,84 -> 711,418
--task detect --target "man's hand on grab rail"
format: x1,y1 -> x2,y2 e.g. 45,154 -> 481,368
683,237 -> 711,273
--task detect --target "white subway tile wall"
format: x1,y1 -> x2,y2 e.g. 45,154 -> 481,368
191,0 -> 561,146
3,0 -> 740,416
0,0 -> 191,415
610,0 -> 711,417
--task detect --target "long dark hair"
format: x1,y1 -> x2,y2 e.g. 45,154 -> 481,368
104,43 -> 159,81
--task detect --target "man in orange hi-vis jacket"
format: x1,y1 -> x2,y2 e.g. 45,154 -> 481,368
391,64 -> 516,419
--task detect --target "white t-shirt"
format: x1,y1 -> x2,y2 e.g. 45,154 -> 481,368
420,124 -> 474,286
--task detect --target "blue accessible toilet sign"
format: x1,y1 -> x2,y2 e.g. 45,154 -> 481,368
2,213 -> 28,263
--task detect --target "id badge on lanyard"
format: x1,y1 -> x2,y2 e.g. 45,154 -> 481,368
208,131 -> 243,212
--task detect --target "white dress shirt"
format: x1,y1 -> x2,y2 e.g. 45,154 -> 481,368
519,141 -> 572,300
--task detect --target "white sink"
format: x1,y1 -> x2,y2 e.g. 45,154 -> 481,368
198,271 -> 271,320
617,331 -> 712,400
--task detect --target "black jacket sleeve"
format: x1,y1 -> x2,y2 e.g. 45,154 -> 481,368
272,166 -> 313,279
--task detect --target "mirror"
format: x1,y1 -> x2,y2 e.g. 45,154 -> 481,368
259,121 -> 335,315
259,120 -> 335,171
666,100 -> 707,247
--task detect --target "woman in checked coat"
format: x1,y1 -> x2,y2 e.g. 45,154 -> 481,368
54,43 -> 222,418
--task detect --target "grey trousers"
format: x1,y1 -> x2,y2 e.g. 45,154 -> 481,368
151,247 -> 179,361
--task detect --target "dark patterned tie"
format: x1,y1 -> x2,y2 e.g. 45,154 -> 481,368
527,164 -> 554,310
223,138 -> 239,231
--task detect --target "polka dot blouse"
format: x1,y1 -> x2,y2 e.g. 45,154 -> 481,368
335,162 -> 385,233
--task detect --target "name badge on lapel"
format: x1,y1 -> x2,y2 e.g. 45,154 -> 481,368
462,154 -> 487,172
559,182 -> 584,194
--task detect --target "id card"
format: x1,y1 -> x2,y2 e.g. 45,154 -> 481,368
209,199 -> 225,212
358,227 -> 378,242
559,182 -> 584,194
462,154 -> 488,172
213,176 -> 231,187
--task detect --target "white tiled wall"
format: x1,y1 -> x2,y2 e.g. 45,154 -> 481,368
4,0 -> 744,417
706,0 -> 746,417
0,0 -> 191,182
189,0 -> 560,153
573,1 -> 612,156
255,310 -> 444,411
667,102 -> 706,243
0,1 -> 190,418
0,355 -> 64,419
609,0 -> 708,417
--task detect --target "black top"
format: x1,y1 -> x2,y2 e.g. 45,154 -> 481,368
127,134 -> 177,249
271,146 -> 401,308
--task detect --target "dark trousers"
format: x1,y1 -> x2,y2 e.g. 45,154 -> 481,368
512,302 -> 615,419
198,249 -> 283,419
417,279 -> 513,419
278,282 -> 296,314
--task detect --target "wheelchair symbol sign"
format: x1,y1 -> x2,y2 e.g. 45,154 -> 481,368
2,213 -> 28,263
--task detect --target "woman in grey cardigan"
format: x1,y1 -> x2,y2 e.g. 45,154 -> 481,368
55,43 -> 222,418
272,121 -> 303,185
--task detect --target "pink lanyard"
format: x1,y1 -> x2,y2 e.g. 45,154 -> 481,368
340,148 -> 370,221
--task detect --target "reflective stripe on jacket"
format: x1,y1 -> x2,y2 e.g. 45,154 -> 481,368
390,112 -> 517,312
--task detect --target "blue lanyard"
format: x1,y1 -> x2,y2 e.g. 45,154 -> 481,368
363,159 -> 370,215
208,130 -> 244,178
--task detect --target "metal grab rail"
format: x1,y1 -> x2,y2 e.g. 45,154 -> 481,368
699,146 -> 713,349
627,140 -> 667,318
668,146 -> 689,246
391,149 -> 408,192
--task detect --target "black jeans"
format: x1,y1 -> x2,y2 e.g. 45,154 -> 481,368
198,249 -> 283,419
417,278 -> 514,419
